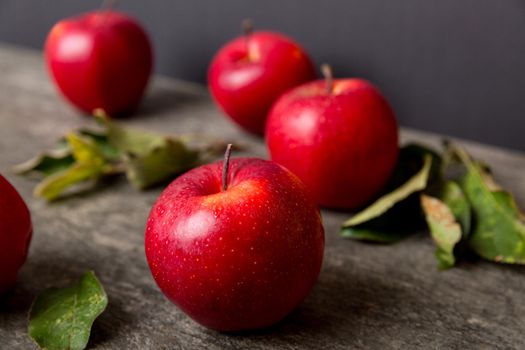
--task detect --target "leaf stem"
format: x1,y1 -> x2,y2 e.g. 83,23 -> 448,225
222,144 -> 233,191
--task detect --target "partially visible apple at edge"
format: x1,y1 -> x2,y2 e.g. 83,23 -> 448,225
0,175 -> 32,295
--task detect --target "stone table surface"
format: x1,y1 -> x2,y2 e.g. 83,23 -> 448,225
1,44 -> 525,350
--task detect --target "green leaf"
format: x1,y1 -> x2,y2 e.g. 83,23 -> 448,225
17,110 -> 229,200
491,191 -> 525,222
340,229 -> 407,243
339,204 -> 422,243
421,181 -> 471,269
98,112 -> 200,189
13,149 -> 75,176
455,147 -> 525,264
28,271 -> 108,350
344,154 -> 431,227
13,129 -> 118,178
343,146 -> 436,227
124,139 -> 199,189
340,144 -> 438,243
33,133 -> 108,201
100,114 -> 168,156
388,144 -> 442,191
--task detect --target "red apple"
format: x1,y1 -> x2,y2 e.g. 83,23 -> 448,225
145,146 -> 324,331
0,175 -> 32,294
208,21 -> 316,135
45,10 -> 153,116
266,65 -> 399,209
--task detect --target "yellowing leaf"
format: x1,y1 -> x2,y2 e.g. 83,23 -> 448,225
33,133 -> 108,201
97,112 -> 200,189
17,112 -> 230,200
34,163 -> 103,201
421,181 -> 470,269
66,133 -> 106,166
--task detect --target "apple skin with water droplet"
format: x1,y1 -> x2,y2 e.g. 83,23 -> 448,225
45,10 -> 153,116
266,78 -> 399,210
0,175 -> 32,294
145,158 -> 324,331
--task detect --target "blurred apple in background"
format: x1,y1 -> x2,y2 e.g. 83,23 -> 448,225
0,175 -> 32,294
45,9 -> 153,116
266,65 -> 399,210
208,20 -> 316,135
145,146 -> 324,331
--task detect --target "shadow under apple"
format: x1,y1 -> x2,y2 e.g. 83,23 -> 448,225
209,263 -> 410,347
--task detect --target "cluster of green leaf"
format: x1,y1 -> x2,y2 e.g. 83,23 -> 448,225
340,142 -> 525,270
29,271 -> 107,350
14,110 -> 228,201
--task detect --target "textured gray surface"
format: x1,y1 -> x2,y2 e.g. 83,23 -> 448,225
1,0 -> 525,151
1,45 -> 525,349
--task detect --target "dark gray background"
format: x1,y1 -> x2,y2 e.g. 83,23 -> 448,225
1,0 -> 524,151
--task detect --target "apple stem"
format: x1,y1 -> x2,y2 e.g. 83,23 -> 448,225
222,144 -> 233,191
99,0 -> 118,12
242,18 -> 254,37
242,18 -> 254,55
321,64 -> 334,95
